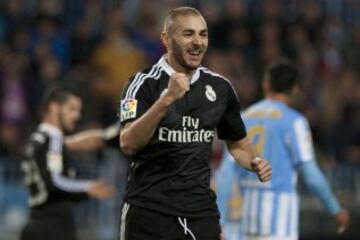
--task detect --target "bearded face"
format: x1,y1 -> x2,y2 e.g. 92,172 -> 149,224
166,15 -> 208,71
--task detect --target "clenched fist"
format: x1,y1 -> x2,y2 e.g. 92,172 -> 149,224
163,73 -> 190,102
251,157 -> 272,182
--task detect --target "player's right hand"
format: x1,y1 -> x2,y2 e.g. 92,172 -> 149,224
335,209 -> 350,234
88,180 -> 116,199
164,73 -> 190,102
251,157 -> 272,182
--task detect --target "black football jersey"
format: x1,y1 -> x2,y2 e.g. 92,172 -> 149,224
119,56 -> 246,217
22,123 -> 89,208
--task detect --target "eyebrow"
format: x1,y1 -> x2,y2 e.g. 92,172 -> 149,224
182,28 -> 208,33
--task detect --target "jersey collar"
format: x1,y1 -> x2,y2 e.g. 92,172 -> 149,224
39,123 -> 63,138
158,55 -> 201,84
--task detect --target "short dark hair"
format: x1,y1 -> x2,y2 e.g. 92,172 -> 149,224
264,59 -> 299,93
41,86 -> 79,114
163,7 -> 204,34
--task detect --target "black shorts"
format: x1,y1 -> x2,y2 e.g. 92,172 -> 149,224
119,203 -> 221,240
21,201 -> 77,240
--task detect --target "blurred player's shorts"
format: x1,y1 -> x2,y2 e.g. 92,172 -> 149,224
243,234 -> 297,240
223,222 -> 243,240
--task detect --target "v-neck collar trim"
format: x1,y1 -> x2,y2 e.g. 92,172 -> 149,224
39,122 -> 63,137
158,55 -> 201,84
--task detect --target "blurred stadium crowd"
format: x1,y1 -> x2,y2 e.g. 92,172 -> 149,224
0,0 -> 359,239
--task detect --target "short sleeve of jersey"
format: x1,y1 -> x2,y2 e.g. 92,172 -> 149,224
217,82 -> 247,140
118,74 -> 153,128
288,116 -> 315,166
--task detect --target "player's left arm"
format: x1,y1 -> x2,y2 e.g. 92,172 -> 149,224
65,123 -> 119,151
290,116 -> 350,233
299,161 -> 350,233
218,80 -> 271,182
225,138 -> 272,182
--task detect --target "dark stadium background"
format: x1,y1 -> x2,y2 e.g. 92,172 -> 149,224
0,0 -> 359,239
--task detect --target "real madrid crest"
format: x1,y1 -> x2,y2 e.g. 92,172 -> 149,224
205,85 -> 216,102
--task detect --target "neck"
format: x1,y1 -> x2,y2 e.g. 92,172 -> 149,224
166,54 -> 195,78
43,115 -> 62,132
266,93 -> 290,105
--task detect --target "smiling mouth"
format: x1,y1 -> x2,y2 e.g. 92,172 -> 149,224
187,49 -> 202,58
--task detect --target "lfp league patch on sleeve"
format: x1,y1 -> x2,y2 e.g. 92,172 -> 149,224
120,99 -> 138,122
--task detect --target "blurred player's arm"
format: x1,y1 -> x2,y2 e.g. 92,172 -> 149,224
30,135 -> 116,201
218,80 -> 271,182
49,172 -> 116,200
289,116 -> 350,233
46,151 -> 115,200
226,137 -> 272,182
120,73 -> 189,155
299,161 -> 350,234
65,123 -> 119,151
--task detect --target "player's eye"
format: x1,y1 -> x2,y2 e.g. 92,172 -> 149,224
201,32 -> 208,37
183,30 -> 194,36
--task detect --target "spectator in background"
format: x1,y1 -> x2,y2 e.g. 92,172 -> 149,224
215,59 -> 349,240
0,49 -> 30,157
324,69 -> 360,164
210,0 -> 250,51
70,19 -> 100,65
24,54 -> 63,116
0,121 -> 20,157
254,21 -> 283,79
20,87 -> 116,240
345,23 -> 360,70
298,0 -> 324,46
70,0 -> 104,65
28,15 -> 70,68
91,6 -> 147,104
0,50 -> 29,125
0,0 -> 31,39
128,3 -> 165,63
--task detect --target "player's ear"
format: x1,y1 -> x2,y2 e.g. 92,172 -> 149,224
48,102 -> 60,115
161,31 -> 170,49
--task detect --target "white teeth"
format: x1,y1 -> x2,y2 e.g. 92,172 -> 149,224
189,50 -> 200,55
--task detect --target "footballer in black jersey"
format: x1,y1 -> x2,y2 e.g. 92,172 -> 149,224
21,88 -> 115,240
118,7 -> 272,240
120,57 -> 247,217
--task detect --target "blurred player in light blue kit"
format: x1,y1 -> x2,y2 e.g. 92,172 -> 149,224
215,156 -> 244,240
215,59 -> 349,240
